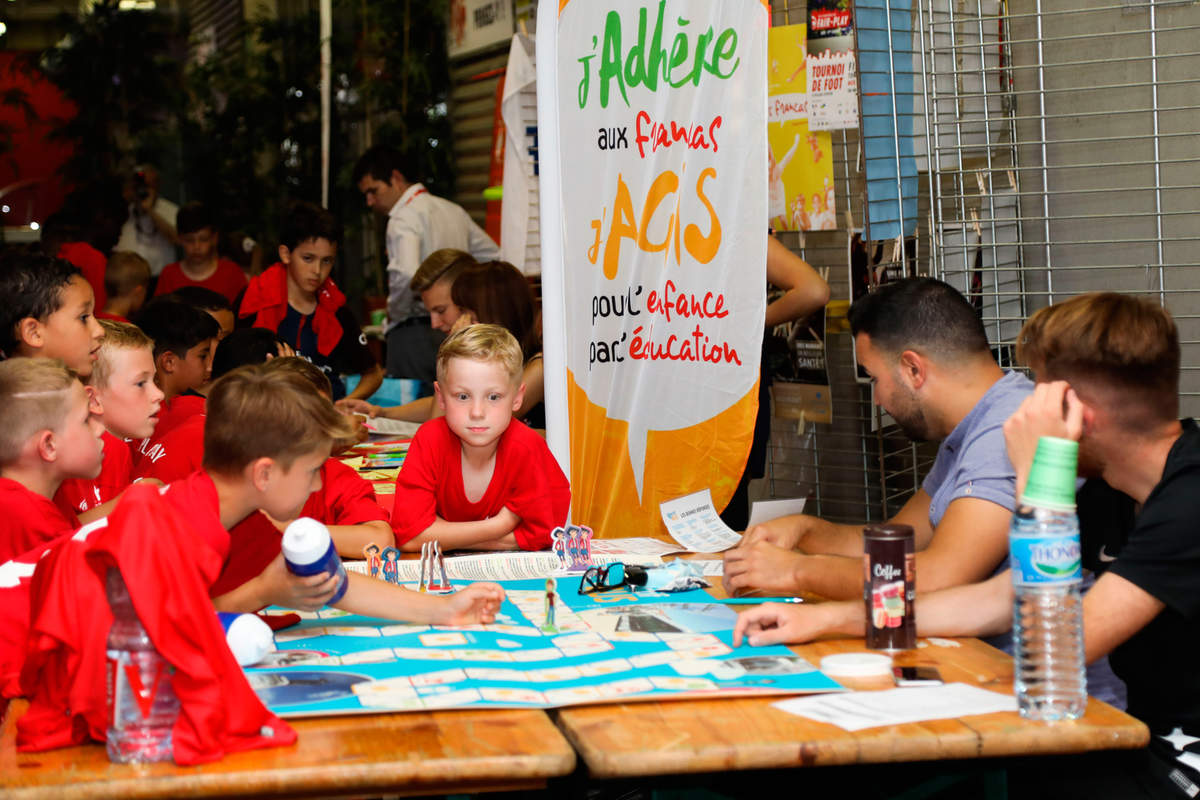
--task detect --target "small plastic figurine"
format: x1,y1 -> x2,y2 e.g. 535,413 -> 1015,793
541,577 -> 559,633
551,527 -> 568,569
363,543 -> 382,579
381,547 -> 401,585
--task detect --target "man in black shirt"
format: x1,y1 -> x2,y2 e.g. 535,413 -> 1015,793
736,292 -> 1199,797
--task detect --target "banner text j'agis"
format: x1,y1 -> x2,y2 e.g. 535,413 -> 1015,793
576,0 -> 742,110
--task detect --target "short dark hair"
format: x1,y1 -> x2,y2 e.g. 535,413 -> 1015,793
134,299 -> 220,359
168,286 -> 233,314
210,327 -> 282,380
0,249 -> 82,356
847,277 -> 990,360
105,252 -> 152,298
280,201 -> 342,251
176,202 -> 217,236
352,144 -> 410,185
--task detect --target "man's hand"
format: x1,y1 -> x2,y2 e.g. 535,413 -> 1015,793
257,553 -> 341,611
733,600 -> 861,647
722,540 -> 805,596
740,522 -> 804,551
437,582 -> 505,626
1003,380 -> 1085,496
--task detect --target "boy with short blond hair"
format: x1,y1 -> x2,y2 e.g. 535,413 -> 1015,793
391,324 -> 570,551
54,320 -> 164,520
0,358 -> 105,561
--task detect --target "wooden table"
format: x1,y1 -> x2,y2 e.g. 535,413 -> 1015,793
0,702 -> 575,799
554,636 -> 1149,778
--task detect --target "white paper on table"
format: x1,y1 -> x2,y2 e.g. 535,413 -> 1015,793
747,497 -> 807,529
358,415 -> 421,438
771,683 -> 1017,731
658,489 -> 742,553
590,537 -> 688,557
686,559 -> 725,577
346,551 -> 664,583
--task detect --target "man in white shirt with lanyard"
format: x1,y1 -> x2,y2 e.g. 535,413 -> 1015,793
353,145 -> 500,383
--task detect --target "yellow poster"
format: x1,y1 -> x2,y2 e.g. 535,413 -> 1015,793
768,24 -> 835,231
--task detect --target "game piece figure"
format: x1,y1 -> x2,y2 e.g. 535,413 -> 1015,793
418,541 -> 431,591
541,578 -> 558,633
363,543 -> 382,579
381,547 -> 401,585
576,526 -> 594,569
566,526 -> 580,570
550,527 -> 568,570
427,541 -> 453,593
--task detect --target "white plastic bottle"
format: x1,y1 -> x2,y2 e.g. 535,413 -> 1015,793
281,517 -> 349,605
105,567 -> 180,763
217,612 -> 277,666
1009,436 -> 1087,721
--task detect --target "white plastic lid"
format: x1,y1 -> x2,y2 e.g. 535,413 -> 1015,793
281,517 -> 332,565
820,652 -> 894,678
225,613 -> 276,666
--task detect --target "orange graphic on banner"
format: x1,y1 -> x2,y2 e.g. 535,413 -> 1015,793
567,369 -> 758,536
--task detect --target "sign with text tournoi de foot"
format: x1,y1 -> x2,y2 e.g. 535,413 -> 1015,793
536,0 -> 767,537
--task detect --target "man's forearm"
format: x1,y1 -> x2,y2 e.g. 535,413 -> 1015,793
791,553 -> 863,600
914,571 -> 1013,639
797,519 -> 867,557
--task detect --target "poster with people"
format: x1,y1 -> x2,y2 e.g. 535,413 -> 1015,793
537,0 -> 768,536
767,23 -> 835,231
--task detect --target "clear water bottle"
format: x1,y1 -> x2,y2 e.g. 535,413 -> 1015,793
1009,436 -> 1087,721
105,567 -> 180,763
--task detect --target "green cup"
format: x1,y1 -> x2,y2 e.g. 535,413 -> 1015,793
1021,436 -> 1079,511
369,309 -> 386,327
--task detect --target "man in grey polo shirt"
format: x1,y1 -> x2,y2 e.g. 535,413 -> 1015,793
724,277 -> 1032,601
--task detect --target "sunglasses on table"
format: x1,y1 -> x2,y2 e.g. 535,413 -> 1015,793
578,562 -> 649,594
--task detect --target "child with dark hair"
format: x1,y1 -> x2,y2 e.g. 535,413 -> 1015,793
236,201 -> 382,402
168,285 -> 235,340
131,299 -> 219,467
99,251 -> 152,323
0,249 -> 105,378
153,202 -> 247,303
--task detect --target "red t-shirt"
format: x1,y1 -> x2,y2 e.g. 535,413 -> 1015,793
53,432 -> 133,518
390,418 -> 569,550
57,242 -> 107,310
133,393 -> 206,469
0,478 -> 79,564
94,310 -> 129,323
154,259 -> 248,304
14,475 -> 294,763
135,413 -> 205,482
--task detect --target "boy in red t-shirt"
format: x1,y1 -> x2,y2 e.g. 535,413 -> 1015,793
98,251 -> 152,323
0,359 -> 105,561
131,298 -> 219,467
391,325 -> 570,551
55,320 -> 164,521
0,251 -> 105,379
154,203 -> 248,303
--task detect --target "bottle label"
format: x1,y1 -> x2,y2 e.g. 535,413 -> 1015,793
1010,535 -> 1082,585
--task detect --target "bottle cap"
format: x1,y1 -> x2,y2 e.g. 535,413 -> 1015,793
217,612 -> 276,667
1020,436 -> 1079,511
819,652 -> 893,678
281,517 -> 333,566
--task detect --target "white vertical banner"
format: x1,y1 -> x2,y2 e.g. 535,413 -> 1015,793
500,33 -> 541,274
538,0 -> 768,536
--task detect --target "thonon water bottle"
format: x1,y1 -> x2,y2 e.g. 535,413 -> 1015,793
105,567 -> 180,763
1009,436 -> 1087,721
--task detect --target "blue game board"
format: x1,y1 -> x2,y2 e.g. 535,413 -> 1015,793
248,576 -> 844,716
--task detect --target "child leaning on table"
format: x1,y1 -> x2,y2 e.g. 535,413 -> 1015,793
0,358 -> 105,562
390,324 -> 570,552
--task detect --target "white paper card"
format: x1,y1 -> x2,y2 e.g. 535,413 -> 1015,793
771,683 -> 1017,731
747,497 -> 808,529
659,489 -> 742,553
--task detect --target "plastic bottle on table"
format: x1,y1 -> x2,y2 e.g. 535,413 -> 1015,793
218,612 -> 277,666
105,567 -> 180,763
281,517 -> 349,605
1009,436 -> 1087,721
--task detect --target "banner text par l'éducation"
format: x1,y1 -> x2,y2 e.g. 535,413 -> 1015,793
543,0 -> 767,536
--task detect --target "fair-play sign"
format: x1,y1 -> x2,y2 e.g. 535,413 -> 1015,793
538,0 -> 767,535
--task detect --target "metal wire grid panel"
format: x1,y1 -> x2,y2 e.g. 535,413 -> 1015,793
763,1 -> 934,524
921,0 -> 1200,410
